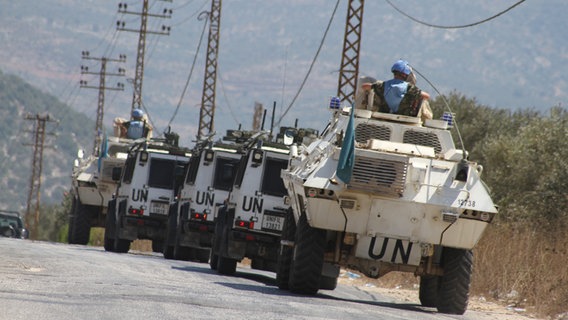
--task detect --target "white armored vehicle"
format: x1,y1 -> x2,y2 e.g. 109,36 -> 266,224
68,137 -> 132,245
278,93 -> 498,315
163,132 -> 243,261
104,134 -> 190,253
211,128 -> 318,276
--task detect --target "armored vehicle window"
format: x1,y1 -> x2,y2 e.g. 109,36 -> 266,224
185,152 -> 201,184
261,157 -> 288,197
122,156 -> 136,184
213,157 -> 240,191
355,123 -> 391,144
402,130 -> 442,153
233,153 -> 250,188
148,158 -> 177,190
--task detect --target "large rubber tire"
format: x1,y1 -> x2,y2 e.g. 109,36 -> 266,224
419,275 -> 440,307
163,205 -> 177,259
152,240 -> 164,253
68,198 -> 91,245
289,213 -> 326,295
104,199 -> 130,254
115,238 -> 131,253
194,248 -> 210,263
215,207 -> 237,276
217,256 -> 237,275
210,252 -> 219,270
276,208 -> 296,290
103,200 -> 117,252
209,207 -> 225,271
436,248 -> 473,315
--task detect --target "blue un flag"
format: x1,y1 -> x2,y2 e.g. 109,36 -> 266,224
336,109 -> 355,183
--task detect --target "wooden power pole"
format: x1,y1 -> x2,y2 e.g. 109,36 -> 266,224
79,51 -> 126,156
23,113 -> 57,240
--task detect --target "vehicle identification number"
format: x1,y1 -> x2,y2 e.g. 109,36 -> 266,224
150,202 -> 169,215
261,214 -> 284,231
457,198 -> 476,207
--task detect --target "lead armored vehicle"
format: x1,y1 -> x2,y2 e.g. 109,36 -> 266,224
278,88 -> 498,315
68,137 -> 132,245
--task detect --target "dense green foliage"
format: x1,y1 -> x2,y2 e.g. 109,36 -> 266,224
431,93 -> 568,230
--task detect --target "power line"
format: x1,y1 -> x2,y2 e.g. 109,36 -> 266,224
274,0 -> 341,128
166,11 -> 209,129
217,68 -> 241,127
385,0 -> 526,29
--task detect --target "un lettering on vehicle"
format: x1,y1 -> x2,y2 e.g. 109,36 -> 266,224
131,189 -> 148,202
196,190 -> 214,206
356,235 -> 422,266
241,195 -> 263,213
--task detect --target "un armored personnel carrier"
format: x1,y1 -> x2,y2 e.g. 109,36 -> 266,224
278,91 -> 498,315
163,132 -> 243,261
67,137 -> 132,245
104,134 -> 190,253
211,128 -> 318,276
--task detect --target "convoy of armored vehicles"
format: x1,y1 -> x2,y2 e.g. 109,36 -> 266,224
61,76 -> 496,315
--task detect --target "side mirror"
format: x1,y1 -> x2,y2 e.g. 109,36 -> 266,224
111,167 -> 122,181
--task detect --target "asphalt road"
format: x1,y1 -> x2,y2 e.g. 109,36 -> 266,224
0,238 -> 509,320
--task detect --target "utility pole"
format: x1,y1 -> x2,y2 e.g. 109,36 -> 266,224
197,0 -> 222,140
337,0 -> 365,106
117,0 -> 172,114
80,51 -> 126,156
23,113 -> 57,240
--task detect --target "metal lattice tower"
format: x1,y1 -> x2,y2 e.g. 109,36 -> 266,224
197,0 -> 222,140
80,51 -> 126,156
23,113 -> 57,240
117,1 -> 172,114
337,0 -> 365,105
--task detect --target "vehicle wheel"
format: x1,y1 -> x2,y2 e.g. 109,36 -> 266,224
163,203 -> 178,259
103,200 -> 117,252
152,240 -> 164,253
217,256 -> 237,275
115,239 -> 131,253
289,213 -> 326,295
276,207 -> 296,290
319,275 -> 338,290
215,207 -> 237,275
210,207 -> 225,271
69,198 -> 91,245
419,275 -> 440,308
195,248 -> 210,263
436,248 -> 473,315
210,253 -> 219,270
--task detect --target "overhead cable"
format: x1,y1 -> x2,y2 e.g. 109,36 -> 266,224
274,0 -> 341,128
385,0 -> 526,29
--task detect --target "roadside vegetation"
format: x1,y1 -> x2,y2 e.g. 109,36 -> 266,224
32,92 -> 567,318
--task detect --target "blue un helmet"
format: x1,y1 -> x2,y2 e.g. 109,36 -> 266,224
391,60 -> 411,76
132,108 -> 144,120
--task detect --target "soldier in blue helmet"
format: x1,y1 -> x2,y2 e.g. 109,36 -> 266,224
123,108 -> 151,139
361,60 -> 432,121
